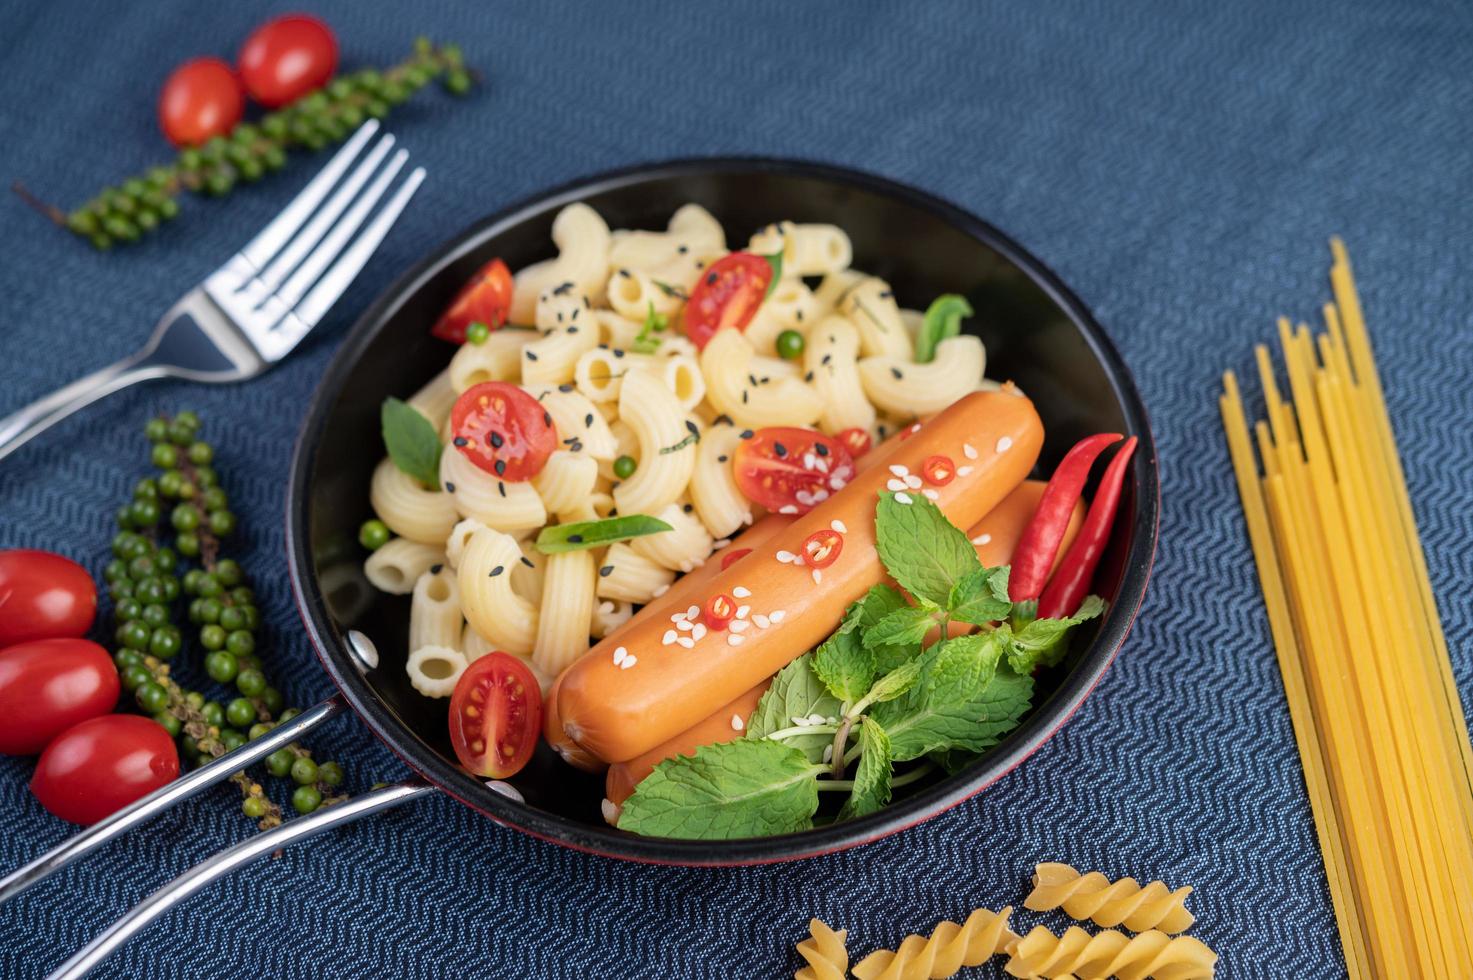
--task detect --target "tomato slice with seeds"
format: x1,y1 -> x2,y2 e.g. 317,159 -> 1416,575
801,529 -> 844,569
834,427 -> 872,458
432,258 -> 515,343
731,427 -> 856,515
683,252 -> 774,350
922,454 -> 956,486
450,382 -> 557,481
720,548 -> 753,571
704,593 -> 737,631
448,652 -> 542,779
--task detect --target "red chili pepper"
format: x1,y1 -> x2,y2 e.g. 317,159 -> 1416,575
1037,436 -> 1138,619
720,548 -> 753,571
1008,432 -> 1124,602
703,593 -> 737,631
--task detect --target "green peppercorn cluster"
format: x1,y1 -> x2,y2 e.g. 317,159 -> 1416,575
57,39 -> 472,250
104,411 -> 351,825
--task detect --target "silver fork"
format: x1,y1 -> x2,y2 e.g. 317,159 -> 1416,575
0,120 -> 425,463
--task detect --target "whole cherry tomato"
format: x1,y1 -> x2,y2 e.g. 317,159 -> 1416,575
0,639 -> 119,755
448,652 -> 541,779
158,58 -> 245,148
31,715 -> 179,825
731,427 -> 856,515
683,252 -> 775,350
432,259 -> 515,343
0,550 -> 97,648
450,382 -> 558,481
237,14 -> 339,108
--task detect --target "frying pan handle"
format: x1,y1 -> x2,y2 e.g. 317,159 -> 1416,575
0,695 -> 347,906
46,778 -> 435,980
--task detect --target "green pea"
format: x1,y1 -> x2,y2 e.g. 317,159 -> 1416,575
157,197 -> 180,220
236,653 -> 262,672
292,785 -> 323,814
262,145 -> 288,170
104,559 -> 129,584
178,148 -> 203,170
613,455 -> 637,479
169,503 -> 198,533
358,519 -> 390,551
181,734 -> 198,756
226,631 -> 256,658
151,443 -> 179,468
339,104 -> 365,129
205,171 -> 234,196
141,603 -> 169,628
225,698 -> 256,728
241,795 -> 268,819
121,620 -> 151,650
318,761 -> 344,787
111,531 -> 138,558
205,650 -> 239,683
364,98 -> 390,119
175,532 -> 200,558
115,504 -> 136,529
444,70 -> 472,96
128,499 -> 159,526
237,158 -> 264,182
775,329 -> 805,360
175,409 -> 200,428
181,569 -> 203,595
121,664 -> 152,692
209,510 -> 236,536
200,624 -> 226,650
201,701 -> 224,726
161,577 -> 180,602
220,728 -> 247,752
108,582 -> 135,604
150,626 -> 181,659
136,681 -> 169,714
260,686 -> 284,715
135,209 -> 159,232
68,210 -> 100,235
153,712 -> 183,738
266,748 -> 294,777
465,321 -> 490,344
235,666 -> 265,697
88,233 -> 112,250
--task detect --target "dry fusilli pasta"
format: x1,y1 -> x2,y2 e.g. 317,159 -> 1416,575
1004,926 -> 1217,980
794,918 -> 848,980
852,906 -> 1017,980
1025,863 -> 1195,934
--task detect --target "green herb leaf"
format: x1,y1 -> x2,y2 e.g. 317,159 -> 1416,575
761,249 -> 784,299
948,565 -> 1012,625
841,584 -> 914,672
659,431 -> 698,455
651,279 -> 687,300
838,718 -> 893,821
875,492 -> 982,607
927,747 -> 978,775
632,301 -> 668,354
914,294 -> 973,363
616,739 -> 820,839
748,654 -> 843,763
534,515 -> 673,554
1003,594 -> 1106,673
862,658 -> 923,707
381,397 -> 443,489
813,628 -> 875,704
862,605 -> 938,653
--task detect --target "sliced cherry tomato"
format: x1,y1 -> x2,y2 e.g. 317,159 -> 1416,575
834,427 -> 873,457
731,427 -> 856,515
158,58 -> 245,148
703,593 -> 737,631
719,548 -> 753,571
237,14 -> 338,108
801,529 -> 844,569
922,454 -> 956,486
431,258 -> 515,343
0,639 -> 118,756
31,715 -> 178,825
683,252 -> 774,350
450,382 -> 558,481
448,652 -> 541,778
0,550 -> 97,648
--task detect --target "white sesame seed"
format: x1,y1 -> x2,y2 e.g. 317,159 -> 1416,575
676,619 -> 693,632
795,489 -> 815,506
662,630 -> 678,645
686,605 -> 700,619
972,533 -> 993,546
888,464 -> 909,478
822,744 -> 834,763
792,715 -> 810,727
727,634 -> 745,646
735,604 -> 751,619
956,466 -> 974,477
963,443 -> 979,459
886,479 -> 907,492
803,452 -> 817,469
830,519 -> 847,533
752,614 -> 770,629
811,488 -> 829,502
776,550 -> 796,563
691,623 -> 707,641
730,619 -> 750,633
612,646 -> 629,666
904,474 -> 922,489
808,713 -> 828,725
676,636 -> 695,649
620,655 -> 637,669
779,505 -> 798,514
769,610 -> 786,622
996,436 -> 1013,453
830,476 -> 847,490
922,489 -> 940,501
601,798 -> 619,823
812,569 -> 823,584
599,601 -> 614,615
894,492 -> 913,505
731,714 -> 745,731
712,538 -> 731,549
670,612 -> 687,623
733,586 -> 751,598
652,584 -> 670,597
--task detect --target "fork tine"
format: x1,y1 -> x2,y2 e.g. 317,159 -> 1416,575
293,166 -> 426,327
238,120 -> 380,271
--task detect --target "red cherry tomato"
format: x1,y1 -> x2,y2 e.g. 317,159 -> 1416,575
237,14 -> 338,108
432,258 -> 515,343
801,529 -> 844,569
31,715 -> 178,825
450,382 -> 558,482
719,548 -> 753,571
448,652 -> 541,778
0,550 -> 97,648
922,454 -> 956,486
0,639 -> 119,756
683,253 -> 774,350
731,427 -> 856,515
834,427 -> 873,458
703,593 -> 737,631
158,58 -> 245,148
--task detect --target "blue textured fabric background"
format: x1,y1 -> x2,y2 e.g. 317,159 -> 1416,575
1,1 -> 1470,977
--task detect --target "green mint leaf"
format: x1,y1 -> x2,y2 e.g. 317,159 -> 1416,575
841,584 -> 914,672
862,658 -> 923,707
651,279 -> 688,300
632,301 -> 668,354
616,740 -> 819,839
1004,594 -> 1106,673
913,294 -> 973,363
535,515 -> 673,554
927,747 -> 979,775
813,628 -> 875,704
948,565 -> 1012,625
838,718 -> 893,821
875,492 -> 981,607
748,653 -> 843,764
761,249 -> 784,299
862,606 -> 937,653
381,397 -> 443,489
872,633 -> 1027,760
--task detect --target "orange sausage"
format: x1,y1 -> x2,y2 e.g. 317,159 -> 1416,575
556,389 -> 1044,763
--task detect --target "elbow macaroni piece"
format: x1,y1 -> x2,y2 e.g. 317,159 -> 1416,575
811,268 -> 864,318
749,220 -> 853,277
1024,863 -> 1196,934
408,567 -> 462,653
364,538 -> 446,595
805,315 -> 875,436
852,907 -> 1018,980
405,645 -> 468,699
406,368 -> 458,430
525,384 -> 620,459
795,919 -> 849,980
532,549 -> 596,676
532,450 -> 601,516
700,328 -> 823,428
448,328 -> 530,392
629,501 -> 714,572
511,541 -> 546,605
440,447 -> 547,533
606,267 -> 684,321
509,203 -> 611,322
457,525 -> 539,655
370,458 -> 459,545
689,423 -> 752,539
840,276 -> 913,360
557,490 -> 616,525
1003,926 -> 1218,980
521,289 -> 600,386
858,335 -> 986,419
460,622 -> 493,661
595,542 -> 675,603
612,370 -> 698,517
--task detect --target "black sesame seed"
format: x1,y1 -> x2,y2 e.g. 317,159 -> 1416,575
430,563 -> 443,575
717,454 -> 728,463
520,556 -> 535,568
612,349 -> 625,359
585,413 -> 594,427
598,342 -> 609,350
618,269 -> 631,278
740,429 -> 754,439
599,565 -> 614,577
498,481 -> 506,497
822,354 -> 832,365
559,383 -> 574,392
445,482 -> 456,493
557,311 -> 564,323
526,350 -> 539,361
748,373 -> 758,386
804,371 -> 814,382
677,244 -> 689,254
570,440 -> 583,452
568,326 -> 579,334
568,534 -> 584,543
544,411 -> 553,427
773,442 -> 787,457
563,437 -> 579,445
706,272 -> 718,285
494,459 -> 507,476
682,503 -> 694,513
453,437 -> 468,447
760,376 -> 770,384
891,367 -> 904,380
742,390 -> 749,404
714,414 -> 733,426
570,307 -> 580,320
553,281 -> 574,295
490,432 -> 504,448
879,290 -> 893,299
815,443 -> 829,456
696,261 -> 705,269
795,310 -> 804,322
685,420 -> 699,437
489,565 -> 504,577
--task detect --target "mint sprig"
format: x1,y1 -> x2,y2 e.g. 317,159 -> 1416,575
838,719 -> 892,821
949,565 -> 1012,625
875,492 -> 981,607
813,629 -> 874,705
749,654 -> 842,764
1002,594 -> 1106,673
381,397 -> 442,489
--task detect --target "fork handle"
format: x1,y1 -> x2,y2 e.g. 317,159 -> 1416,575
0,355 -> 166,464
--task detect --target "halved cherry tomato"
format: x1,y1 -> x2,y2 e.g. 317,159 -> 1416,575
703,593 -> 737,631
0,639 -> 119,756
801,529 -> 844,569
450,382 -> 557,481
922,454 -> 956,486
0,550 -> 97,648
834,427 -> 872,458
731,427 -> 856,515
237,14 -> 338,108
448,652 -> 541,778
158,58 -> 245,148
719,548 -> 753,571
31,715 -> 179,825
683,252 -> 774,350
431,258 -> 515,344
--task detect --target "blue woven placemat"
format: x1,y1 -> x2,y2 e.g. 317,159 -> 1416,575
2,2 -> 1470,976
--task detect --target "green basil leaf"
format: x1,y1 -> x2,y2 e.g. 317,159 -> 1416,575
762,249 -> 784,299
914,294 -> 973,363
534,515 -> 672,554
381,397 -> 443,489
